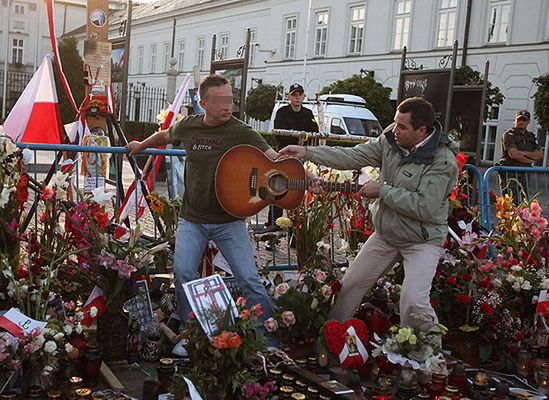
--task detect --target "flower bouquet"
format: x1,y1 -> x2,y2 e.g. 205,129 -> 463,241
371,322 -> 447,373
175,297 -> 266,399
264,269 -> 342,349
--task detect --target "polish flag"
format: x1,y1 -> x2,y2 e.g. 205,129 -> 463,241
0,308 -> 47,337
537,290 -> 549,317
81,286 -> 107,327
118,73 -> 192,220
3,55 -> 64,144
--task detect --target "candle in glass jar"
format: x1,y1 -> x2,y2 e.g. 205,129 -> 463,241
319,351 -> 328,367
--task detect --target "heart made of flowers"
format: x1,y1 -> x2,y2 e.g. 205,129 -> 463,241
323,318 -> 369,369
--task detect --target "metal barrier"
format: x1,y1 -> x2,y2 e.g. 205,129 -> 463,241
483,165 -> 549,229
15,143 -> 549,269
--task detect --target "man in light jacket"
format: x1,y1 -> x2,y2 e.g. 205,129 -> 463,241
277,97 -> 458,332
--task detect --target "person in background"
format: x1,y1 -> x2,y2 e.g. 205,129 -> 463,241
277,97 -> 458,334
127,74 -> 277,350
264,83 -> 319,233
498,109 -> 543,204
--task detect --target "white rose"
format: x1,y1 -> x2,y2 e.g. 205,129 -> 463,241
34,335 -> 45,348
4,140 -> 17,156
541,279 -> 549,289
511,265 -> 522,272
75,325 -> 83,334
493,278 -> 502,287
522,280 -> 532,291
21,148 -> 33,164
63,325 -> 73,335
506,275 -> 515,283
65,343 -> 74,353
512,281 -> 521,292
54,332 -> 64,341
44,341 -> 57,354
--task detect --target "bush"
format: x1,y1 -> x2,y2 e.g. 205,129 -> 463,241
533,74 -> 549,132
320,74 -> 394,127
246,84 -> 281,121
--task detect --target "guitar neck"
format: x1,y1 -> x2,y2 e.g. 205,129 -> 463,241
287,179 -> 361,193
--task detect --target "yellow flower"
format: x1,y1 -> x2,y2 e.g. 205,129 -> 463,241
147,194 -> 164,214
275,217 -> 293,229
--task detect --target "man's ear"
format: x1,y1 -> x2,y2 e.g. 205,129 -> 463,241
199,98 -> 206,108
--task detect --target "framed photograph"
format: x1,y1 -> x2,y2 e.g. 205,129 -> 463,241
182,274 -> 238,341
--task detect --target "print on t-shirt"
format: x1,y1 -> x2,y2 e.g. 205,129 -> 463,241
190,135 -> 224,151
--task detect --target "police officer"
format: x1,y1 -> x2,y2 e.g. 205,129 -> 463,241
499,109 -> 544,203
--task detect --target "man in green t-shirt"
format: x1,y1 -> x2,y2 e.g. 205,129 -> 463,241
127,74 -> 278,348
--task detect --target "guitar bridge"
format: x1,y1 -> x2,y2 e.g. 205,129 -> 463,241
249,168 -> 257,196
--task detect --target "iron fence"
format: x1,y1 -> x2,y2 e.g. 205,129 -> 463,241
0,70 -> 33,113
126,83 -> 167,123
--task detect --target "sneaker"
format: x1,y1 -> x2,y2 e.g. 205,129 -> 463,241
172,338 -> 188,357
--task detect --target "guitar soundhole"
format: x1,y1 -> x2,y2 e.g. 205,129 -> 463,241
269,173 -> 288,194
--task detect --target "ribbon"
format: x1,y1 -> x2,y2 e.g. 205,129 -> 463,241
338,325 -> 368,367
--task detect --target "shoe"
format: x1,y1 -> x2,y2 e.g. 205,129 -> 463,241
260,225 -> 282,234
172,338 -> 188,357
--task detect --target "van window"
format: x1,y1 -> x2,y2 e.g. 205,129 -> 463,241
344,117 -> 382,137
331,118 -> 346,134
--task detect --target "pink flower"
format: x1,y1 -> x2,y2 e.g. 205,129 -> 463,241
264,317 -> 278,332
0,352 -> 6,362
40,186 -> 55,201
236,297 -> 247,307
314,270 -> 327,283
274,283 -> 290,297
321,285 -> 333,298
114,260 -> 137,279
281,311 -> 296,327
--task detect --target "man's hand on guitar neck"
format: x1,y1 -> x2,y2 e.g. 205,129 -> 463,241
276,145 -> 306,160
307,172 -> 324,194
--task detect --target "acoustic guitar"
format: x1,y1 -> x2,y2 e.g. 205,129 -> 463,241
215,145 -> 361,218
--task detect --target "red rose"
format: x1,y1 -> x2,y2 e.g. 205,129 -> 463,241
446,276 -> 457,285
457,294 -> 471,304
479,302 -> 493,316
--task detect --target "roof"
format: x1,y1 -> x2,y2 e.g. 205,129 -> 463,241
109,0 -> 214,25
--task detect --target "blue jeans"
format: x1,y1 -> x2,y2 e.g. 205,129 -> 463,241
174,217 -> 276,345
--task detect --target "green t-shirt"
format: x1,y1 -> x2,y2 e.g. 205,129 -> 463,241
168,114 -> 271,223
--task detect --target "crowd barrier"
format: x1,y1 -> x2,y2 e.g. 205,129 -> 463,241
16,143 -> 549,269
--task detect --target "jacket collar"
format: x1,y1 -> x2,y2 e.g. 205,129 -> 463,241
385,128 -> 451,165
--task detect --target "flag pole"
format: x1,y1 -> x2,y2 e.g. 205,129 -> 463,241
2,0 -> 11,119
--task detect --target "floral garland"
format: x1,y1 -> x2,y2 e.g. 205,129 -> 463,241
322,319 -> 369,369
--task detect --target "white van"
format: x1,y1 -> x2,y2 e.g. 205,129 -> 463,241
268,94 -> 383,137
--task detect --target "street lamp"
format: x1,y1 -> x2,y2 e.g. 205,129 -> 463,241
360,68 -> 375,77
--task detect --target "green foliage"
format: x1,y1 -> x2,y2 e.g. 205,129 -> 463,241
533,74 -> 549,132
319,74 -> 394,127
53,36 -> 85,124
124,121 -> 159,141
454,65 -> 504,107
246,84 -> 281,121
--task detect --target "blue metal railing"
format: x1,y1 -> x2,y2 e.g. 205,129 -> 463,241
15,143 -> 549,269
483,165 -> 549,229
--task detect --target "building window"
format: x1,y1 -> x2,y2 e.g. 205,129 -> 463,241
219,33 -> 229,60
178,40 -> 185,70
487,0 -> 510,43
437,0 -> 457,47
349,6 -> 365,54
394,0 -> 412,50
14,4 -> 25,14
12,39 -> 23,64
137,46 -> 144,74
196,37 -> 205,69
314,11 -> 329,57
163,42 -> 170,72
150,44 -> 157,73
481,105 -> 499,163
284,15 -> 297,59
249,28 -> 257,67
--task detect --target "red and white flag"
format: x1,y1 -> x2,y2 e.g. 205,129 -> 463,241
119,73 -> 192,220
81,286 -> 107,327
537,289 -> 549,316
0,308 -> 47,337
3,56 -> 64,144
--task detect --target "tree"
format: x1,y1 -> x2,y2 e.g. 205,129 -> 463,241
319,74 -> 394,127
533,74 -> 549,132
246,84 -> 280,121
53,36 -> 85,124
454,65 -> 504,107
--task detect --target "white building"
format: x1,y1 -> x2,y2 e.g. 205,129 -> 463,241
81,0 -> 549,165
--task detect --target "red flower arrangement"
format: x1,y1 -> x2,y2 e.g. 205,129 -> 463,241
322,319 -> 369,369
